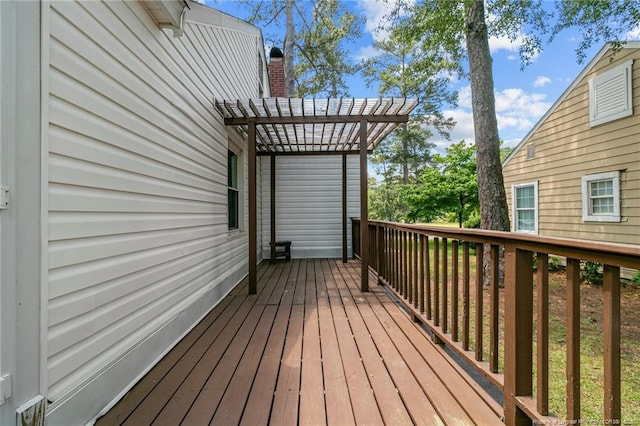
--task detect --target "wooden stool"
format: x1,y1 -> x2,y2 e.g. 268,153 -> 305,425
270,241 -> 291,261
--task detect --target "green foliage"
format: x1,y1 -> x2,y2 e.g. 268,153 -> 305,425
631,271 -> 640,287
368,178 -> 407,223
295,0 -> 363,97
370,121 -> 437,184
239,0 -> 363,97
404,140 -> 478,226
550,0 -> 640,64
548,256 -> 564,272
463,209 -> 481,228
581,261 -> 603,286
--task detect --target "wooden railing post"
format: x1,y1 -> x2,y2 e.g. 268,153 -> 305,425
603,264 -> 621,424
503,244 -> 533,426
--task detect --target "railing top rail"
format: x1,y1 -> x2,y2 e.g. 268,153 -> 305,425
353,218 -> 640,269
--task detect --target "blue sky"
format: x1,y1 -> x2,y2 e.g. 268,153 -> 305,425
206,0 -> 638,153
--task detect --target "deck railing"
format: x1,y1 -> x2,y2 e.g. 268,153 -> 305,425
352,218 -> 640,426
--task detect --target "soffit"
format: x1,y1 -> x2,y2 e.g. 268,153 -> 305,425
215,97 -> 418,154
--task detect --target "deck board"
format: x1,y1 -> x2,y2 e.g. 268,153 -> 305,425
96,259 -> 503,426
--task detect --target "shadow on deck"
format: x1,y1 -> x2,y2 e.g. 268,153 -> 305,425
96,259 -> 503,425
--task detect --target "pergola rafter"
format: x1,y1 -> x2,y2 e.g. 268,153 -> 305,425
215,97 -> 418,293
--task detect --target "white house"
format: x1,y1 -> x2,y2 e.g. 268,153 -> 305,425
0,1 -> 418,424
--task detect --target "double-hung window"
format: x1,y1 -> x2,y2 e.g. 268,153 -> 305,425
581,171 -> 620,222
512,182 -> 538,233
228,149 -> 239,230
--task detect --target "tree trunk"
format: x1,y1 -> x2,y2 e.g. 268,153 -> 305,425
284,0 -> 295,97
464,0 -> 510,285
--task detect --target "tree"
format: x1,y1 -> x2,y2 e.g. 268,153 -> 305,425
363,23 -> 456,184
404,141 -> 478,226
295,0 -> 363,97
240,0 -> 363,97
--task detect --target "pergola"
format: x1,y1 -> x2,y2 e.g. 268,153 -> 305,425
215,97 -> 418,294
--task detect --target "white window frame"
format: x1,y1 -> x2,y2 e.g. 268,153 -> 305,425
227,137 -> 245,233
512,181 -> 538,234
589,60 -> 633,127
581,171 -> 621,222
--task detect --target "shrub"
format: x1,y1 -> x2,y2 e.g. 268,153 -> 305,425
631,271 -> 640,287
463,210 -> 481,228
581,261 -> 603,286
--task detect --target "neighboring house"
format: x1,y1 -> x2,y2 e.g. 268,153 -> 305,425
0,1 -> 361,424
503,42 -> 640,247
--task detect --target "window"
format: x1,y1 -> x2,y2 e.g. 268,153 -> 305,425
581,171 -> 620,222
512,182 -> 538,233
228,149 -> 239,230
589,60 -> 633,127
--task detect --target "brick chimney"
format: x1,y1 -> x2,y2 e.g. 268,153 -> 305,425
268,47 -> 285,97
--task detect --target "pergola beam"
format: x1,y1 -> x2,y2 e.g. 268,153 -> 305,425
224,114 -> 409,126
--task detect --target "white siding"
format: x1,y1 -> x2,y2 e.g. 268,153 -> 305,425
46,1 -> 263,422
261,156 -> 361,259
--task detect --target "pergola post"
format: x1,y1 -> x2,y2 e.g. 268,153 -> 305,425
342,153 -> 348,263
248,121 -> 257,294
359,119 -> 369,292
270,155 -> 276,263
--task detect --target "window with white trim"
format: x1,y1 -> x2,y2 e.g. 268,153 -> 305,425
512,182 -> 538,233
228,149 -> 240,230
581,171 -> 620,222
589,60 -> 633,127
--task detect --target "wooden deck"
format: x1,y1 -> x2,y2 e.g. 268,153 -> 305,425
96,259 -> 503,425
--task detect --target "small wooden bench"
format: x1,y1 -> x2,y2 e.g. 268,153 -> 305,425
270,241 -> 291,261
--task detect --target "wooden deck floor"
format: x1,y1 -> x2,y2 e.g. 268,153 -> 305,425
96,259 -> 503,426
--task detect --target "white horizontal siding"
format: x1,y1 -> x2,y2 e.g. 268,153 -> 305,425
261,156 -> 360,259
46,0 -> 262,418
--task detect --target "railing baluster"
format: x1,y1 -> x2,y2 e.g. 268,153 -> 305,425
603,264 -> 621,424
566,258 -> 581,422
452,240 -> 459,342
425,235 -> 432,320
490,244 -> 499,373
442,238 -> 448,333
412,234 -> 420,308
434,237 -> 440,327
390,229 -> 395,289
475,243 -> 484,361
402,231 -> 408,299
395,229 -> 402,294
536,253 -> 549,416
408,232 -> 414,305
463,241 -> 470,351
419,234 -> 426,314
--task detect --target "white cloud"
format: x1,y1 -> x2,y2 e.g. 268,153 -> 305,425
489,35 -> 524,54
355,45 -> 381,62
358,0 -> 411,42
626,24 -> 640,40
494,88 -> 550,118
533,75 -> 551,88
428,85 -> 551,154
457,85 -> 472,108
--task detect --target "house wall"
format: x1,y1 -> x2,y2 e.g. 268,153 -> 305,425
44,1 -> 264,423
503,48 -> 640,245
1,1 -> 47,423
260,155 -> 361,259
